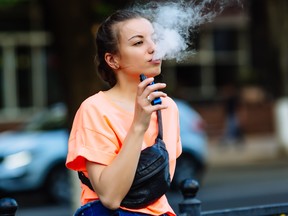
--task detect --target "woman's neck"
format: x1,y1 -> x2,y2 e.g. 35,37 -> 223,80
105,82 -> 137,112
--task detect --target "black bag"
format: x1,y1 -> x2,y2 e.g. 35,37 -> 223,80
78,110 -> 170,209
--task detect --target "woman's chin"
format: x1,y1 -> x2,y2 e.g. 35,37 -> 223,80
148,69 -> 161,77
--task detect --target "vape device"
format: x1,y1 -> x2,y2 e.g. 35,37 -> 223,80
140,74 -> 162,105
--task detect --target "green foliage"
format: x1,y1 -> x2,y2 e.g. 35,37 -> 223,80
92,3 -> 115,18
0,0 -> 28,8
91,1 -> 133,21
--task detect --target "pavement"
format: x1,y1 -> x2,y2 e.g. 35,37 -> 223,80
206,134 -> 288,167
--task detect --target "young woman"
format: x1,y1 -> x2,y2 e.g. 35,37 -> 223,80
66,9 -> 182,216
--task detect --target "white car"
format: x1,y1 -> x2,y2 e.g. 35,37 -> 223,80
0,100 -> 207,203
171,99 -> 208,189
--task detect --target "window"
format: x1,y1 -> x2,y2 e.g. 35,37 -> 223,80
176,65 -> 201,88
16,46 -> 33,108
213,29 -> 238,51
167,16 -> 249,102
0,32 -> 50,120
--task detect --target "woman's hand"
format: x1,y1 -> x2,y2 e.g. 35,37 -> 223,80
133,77 -> 168,133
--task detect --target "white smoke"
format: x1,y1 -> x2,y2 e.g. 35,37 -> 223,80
133,0 -> 242,62
152,22 -> 188,61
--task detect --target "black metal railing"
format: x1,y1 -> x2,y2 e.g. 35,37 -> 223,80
178,179 -> 288,216
1,179 -> 288,216
0,198 -> 18,216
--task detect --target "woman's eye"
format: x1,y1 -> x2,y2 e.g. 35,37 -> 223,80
133,41 -> 143,46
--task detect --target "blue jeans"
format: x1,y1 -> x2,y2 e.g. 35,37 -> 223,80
74,200 -> 168,216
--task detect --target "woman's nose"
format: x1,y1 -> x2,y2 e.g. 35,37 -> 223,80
148,40 -> 156,54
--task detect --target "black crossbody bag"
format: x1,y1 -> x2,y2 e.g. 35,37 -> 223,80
78,110 -> 171,209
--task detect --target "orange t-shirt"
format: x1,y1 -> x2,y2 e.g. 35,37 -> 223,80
66,91 -> 182,216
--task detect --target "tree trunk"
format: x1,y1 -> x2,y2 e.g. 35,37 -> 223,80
44,0 -> 104,128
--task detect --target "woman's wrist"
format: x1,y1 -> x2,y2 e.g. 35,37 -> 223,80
130,121 -> 148,135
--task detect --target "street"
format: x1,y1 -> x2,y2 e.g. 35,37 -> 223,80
168,157 -> 288,214
12,157 -> 288,216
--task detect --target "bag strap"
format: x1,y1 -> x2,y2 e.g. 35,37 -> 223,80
78,171 -> 94,191
78,110 -> 163,190
156,110 -> 163,140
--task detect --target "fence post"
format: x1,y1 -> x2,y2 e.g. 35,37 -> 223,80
0,198 -> 18,216
178,179 -> 202,216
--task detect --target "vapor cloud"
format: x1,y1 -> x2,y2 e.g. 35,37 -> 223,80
133,0 -> 242,62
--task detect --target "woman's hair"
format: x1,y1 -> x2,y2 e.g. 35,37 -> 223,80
95,9 -> 145,87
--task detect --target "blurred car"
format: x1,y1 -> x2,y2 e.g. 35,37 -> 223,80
0,103 -> 70,204
171,99 -> 208,189
0,99 -> 207,203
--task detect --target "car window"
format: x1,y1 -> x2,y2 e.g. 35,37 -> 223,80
23,103 -> 67,131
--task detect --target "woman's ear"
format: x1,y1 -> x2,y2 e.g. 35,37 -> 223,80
105,53 -> 119,70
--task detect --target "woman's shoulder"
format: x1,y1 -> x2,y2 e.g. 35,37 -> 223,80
161,96 -> 179,119
164,96 -> 178,110
79,91 -> 107,110
73,91 -> 109,119
82,91 -> 105,104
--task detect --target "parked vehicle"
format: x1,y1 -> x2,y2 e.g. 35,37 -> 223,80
171,99 -> 208,189
0,103 -> 70,204
0,100 -> 207,204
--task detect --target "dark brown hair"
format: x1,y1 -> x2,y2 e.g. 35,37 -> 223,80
95,9 -> 145,87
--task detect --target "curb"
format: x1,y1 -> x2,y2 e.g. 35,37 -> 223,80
206,135 -> 283,167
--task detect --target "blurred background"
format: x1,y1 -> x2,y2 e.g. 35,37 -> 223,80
0,0 -> 288,215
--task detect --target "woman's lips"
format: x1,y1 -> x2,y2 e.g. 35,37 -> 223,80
149,59 -> 161,64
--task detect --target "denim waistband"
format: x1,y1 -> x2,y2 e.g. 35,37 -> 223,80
74,200 -> 169,216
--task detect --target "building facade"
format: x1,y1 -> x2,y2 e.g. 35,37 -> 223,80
0,0 -> 287,136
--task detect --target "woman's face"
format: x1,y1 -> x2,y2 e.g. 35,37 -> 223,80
114,18 -> 161,78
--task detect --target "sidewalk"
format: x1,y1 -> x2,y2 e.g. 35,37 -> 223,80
206,134 -> 286,167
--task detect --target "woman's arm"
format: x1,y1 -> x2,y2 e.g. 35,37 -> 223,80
86,125 -> 144,210
86,78 -> 167,209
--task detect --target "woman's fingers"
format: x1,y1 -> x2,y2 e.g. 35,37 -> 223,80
147,91 -> 167,102
136,77 -> 168,116
137,77 -> 154,96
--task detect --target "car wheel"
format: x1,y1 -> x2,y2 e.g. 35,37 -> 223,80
45,165 -> 71,205
171,153 -> 203,190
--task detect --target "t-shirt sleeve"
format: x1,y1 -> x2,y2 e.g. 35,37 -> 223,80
66,101 -> 119,171
162,97 -> 182,160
